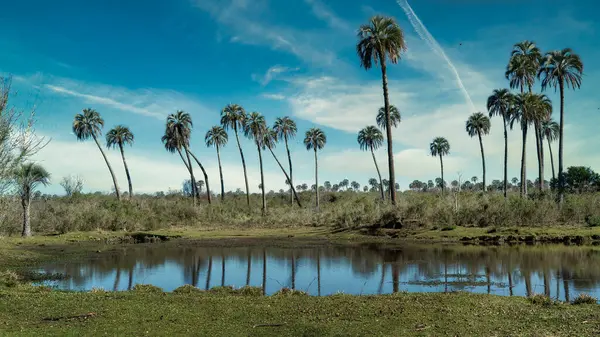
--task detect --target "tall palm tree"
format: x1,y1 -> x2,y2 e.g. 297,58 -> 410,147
166,111 -> 212,204
205,126 -> 228,201
541,119 -> 559,182
429,137 -> 450,194
487,89 -> 515,198
244,112 -> 268,215
161,128 -> 198,202
264,128 -> 302,207
357,125 -> 385,200
13,163 -> 50,237
466,112 -> 491,192
221,104 -> 250,207
273,117 -> 297,206
512,93 -> 552,197
304,128 -> 326,210
539,48 -> 584,203
357,15 -> 407,205
106,125 -> 134,198
376,105 -> 401,130
73,108 -> 120,200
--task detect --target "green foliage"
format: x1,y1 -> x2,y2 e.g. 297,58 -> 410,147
132,284 -> 163,293
173,285 -> 203,294
572,293 -> 597,305
528,294 -> 555,306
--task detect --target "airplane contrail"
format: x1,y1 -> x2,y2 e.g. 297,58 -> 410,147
396,0 -> 476,112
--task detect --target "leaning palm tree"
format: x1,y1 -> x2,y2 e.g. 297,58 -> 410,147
106,125 -> 134,198
273,117 -> 298,206
304,128 -> 326,210
205,126 -> 228,201
13,163 -> 50,237
538,48 -> 584,203
512,93 -> 552,197
487,89 -> 515,198
263,128 -> 302,207
466,112 -> 491,192
541,119 -> 559,181
162,128 -> 198,204
357,15 -> 407,205
376,105 -> 401,130
244,112 -> 268,215
357,125 -> 385,200
221,104 -> 250,207
507,41 -> 545,191
429,137 -> 450,194
73,108 -> 120,200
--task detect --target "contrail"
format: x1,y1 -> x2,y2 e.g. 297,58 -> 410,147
396,0 -> 476,112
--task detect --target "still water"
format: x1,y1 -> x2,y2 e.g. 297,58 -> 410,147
39,244 -> 600,301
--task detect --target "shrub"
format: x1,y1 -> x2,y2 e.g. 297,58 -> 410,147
572,293 -> 597,305
132,284 -> 163,293
528,294 -> 554,306
272,287 -> 308,297
173,285 -> 203,294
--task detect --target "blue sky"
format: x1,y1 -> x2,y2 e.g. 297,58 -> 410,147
1,0 -> 598,194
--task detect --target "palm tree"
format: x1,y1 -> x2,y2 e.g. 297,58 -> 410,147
304,128 -> 326,210
106,125 -> 134,198
205,126 -> 228,201
166,110 -> 212,204
221,104 -> 250,207
273,117 -> 298,206
162,128 -> 198,202
73,108 -> 120,200
466,112 -> 491,192
357,125 -> 385,200
487,89 -> 515,198
244,112 -> 268,215
357,15 -> 407,205
429,137 -> 450,194
539,48 -> 584,203
13,163 -> 50,236
263,128 -> 302,207
512,93 -> 552,197
541,119 -> 559,182
376,105 -> 401,130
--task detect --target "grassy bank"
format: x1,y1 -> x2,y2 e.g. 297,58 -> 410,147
2,191 -> 600,236
0,287 -> 598,336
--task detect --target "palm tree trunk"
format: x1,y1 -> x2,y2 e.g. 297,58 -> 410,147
558,79 -> 565,204
379,56 -> 396,205
234,127 -> 251,208
439,154 -> 445,194
221,254 -> 225,287
477,131 -> 487,192
267,147 -> 302,207
183,147 -> 197,206
216,145 -> 225,201
205,256 -> 212,290
92,134 -> 120,200
534,122 -> 543,192
317,252 -> 321,296
262,250 -> 267,295
291,254 -> 296,290
520,125 -> 528,197
246,251 -> 251,286
378,264 -> 386,294
113,267 -> 121,291
503,116 -> 508,199
284,135 -> 294,206
257,144 -> 266,215
177,149 -> 198,199
392,263 -> 399,293
118,143 -> 133,198
188,150 -> 212,204
127,267 -> 133,290
314,148 -> 320,210
538,126 -> 545,191
21,195 -> 31,237
370,145 -> 385,200
548,140 -> 556,182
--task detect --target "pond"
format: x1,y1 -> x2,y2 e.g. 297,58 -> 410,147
38,243 -> 600,301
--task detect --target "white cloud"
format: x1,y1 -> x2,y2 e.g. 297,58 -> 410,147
262,93 -> 286,100
252,65 -> 299,86
304,0 -> 350,31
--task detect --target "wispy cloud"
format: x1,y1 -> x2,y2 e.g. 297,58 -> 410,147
262,93 -> 286,100
252,65 -> 299,86
304,0 -> 350,31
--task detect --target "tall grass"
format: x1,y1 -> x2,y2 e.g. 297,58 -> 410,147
1,191 -> 600,235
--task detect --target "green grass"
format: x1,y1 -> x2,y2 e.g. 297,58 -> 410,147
0,289 -> 598,336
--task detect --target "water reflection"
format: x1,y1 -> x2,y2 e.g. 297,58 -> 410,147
38,244 -> 600,301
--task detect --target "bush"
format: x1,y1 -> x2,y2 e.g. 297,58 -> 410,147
173,285 -> 203,294
132,284 -> 163,293
572,293 -> 597,305
273,287 -> 308,297
528,294 -> 554,306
